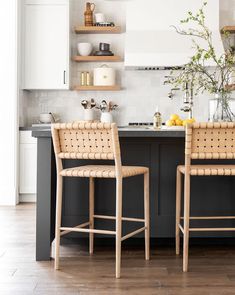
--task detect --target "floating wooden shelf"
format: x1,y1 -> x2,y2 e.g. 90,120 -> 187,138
73,55 -> 122,62
75,26 -> 121,34
221,26 -> 235,34
74,85 -> 121,91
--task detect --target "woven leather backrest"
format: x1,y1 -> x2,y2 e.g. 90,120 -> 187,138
51,122 -> 120,160
185,122 -> 235,160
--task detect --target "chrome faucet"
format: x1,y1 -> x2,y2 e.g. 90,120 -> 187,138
180,81 -> 194,119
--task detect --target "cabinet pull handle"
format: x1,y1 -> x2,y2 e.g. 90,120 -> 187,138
63,70 -> 66,84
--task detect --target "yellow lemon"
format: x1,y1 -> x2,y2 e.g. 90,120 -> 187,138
170,114 -> 180,121
166,120 -> 176,127
175,119 -> 183,126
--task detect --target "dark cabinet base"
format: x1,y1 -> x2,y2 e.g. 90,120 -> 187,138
34,133 -> 235,261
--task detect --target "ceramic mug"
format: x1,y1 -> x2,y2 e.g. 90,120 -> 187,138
95,13 -> 106,23
77,43 -> 93,56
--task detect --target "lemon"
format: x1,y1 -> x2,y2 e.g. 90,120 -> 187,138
183,118 -> 196,126
170,114 -> 180,121
166,120 -> 176,127
175,119 -> 183,126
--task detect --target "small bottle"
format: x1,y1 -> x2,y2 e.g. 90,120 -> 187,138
86,72 -> 91,86
153,107 -> 162,129
80,72 -> 86,86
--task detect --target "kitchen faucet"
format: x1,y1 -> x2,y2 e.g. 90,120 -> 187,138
181,81 -> 194,119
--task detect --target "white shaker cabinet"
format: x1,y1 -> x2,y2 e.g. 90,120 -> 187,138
19,131 -> 37,202
22,0 -> 70,89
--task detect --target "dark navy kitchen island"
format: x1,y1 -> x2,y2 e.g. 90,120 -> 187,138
32,128 -> 235,261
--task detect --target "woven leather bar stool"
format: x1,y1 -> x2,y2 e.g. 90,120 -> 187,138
176,122 -> 235,272
51,121 -> 150,278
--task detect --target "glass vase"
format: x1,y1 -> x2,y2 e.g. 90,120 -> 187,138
209,93 -> 235,122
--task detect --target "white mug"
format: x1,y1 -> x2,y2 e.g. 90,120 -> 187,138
95,13 -> 106,23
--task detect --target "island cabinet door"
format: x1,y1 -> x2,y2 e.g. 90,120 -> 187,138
22,0 -> 70,90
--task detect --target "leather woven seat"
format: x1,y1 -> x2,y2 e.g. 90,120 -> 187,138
52,122 -> 150,278
60,165 -> 148,178
176,122 -> 235,273
178,165 -> 235,176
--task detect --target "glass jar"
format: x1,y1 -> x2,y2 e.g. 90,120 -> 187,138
209,93 -> 235,122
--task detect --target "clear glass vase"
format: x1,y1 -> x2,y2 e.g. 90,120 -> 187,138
209,93 -> 235,122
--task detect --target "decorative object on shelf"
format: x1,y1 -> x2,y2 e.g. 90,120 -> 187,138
94,64 -> 116,86
77,42 -> 93,56
95,13 -> 105,23
166,2 -> 235,122
84,2 -> 95,26
80,71 -> 92,86
94,43 -> 114,56
81,99 -> 96,121
96,100 -> 118,123
94,22 -> 115,27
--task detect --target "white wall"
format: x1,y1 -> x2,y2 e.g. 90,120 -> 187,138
0,0 -> 19,205
20,0 -> 235,126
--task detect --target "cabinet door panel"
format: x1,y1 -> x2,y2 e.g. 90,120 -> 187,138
20,144 -> 37,194
23,3 -> 69,89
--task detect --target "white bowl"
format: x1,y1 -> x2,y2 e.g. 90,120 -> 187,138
77,43 -> 93,56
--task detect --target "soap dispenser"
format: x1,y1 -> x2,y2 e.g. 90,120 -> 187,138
153,107 -> 162,129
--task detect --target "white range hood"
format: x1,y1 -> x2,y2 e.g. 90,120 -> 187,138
125,0 -> 224,69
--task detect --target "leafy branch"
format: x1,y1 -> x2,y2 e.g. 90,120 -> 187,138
167,1 -> 235,96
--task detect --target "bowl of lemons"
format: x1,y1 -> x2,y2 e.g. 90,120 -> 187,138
165,114 -> 195,129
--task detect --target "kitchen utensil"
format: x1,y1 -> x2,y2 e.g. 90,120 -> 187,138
84,2 -> 95,26
99,43 -> 110,52
81,100 -> 88,109
100,100 -> 107,112
95,13 -> 105,23
90,99 -> 96,108
77,43 -> 93,56
93,65 -> 116,86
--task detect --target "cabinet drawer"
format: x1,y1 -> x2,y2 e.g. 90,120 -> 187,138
20,131 -> 37,144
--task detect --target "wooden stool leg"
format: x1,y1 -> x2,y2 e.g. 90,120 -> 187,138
176,169 -> 182,255
89,177 -> 95,254
55,175 -> 63,270
183,173 -> 191,272
116,177 -> 123,279
144,172 -> 150,260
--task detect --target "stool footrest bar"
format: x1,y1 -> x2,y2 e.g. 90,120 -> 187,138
180,216 -> 235,220
121,226 -> 146,242
60,222 -> 90,236
178,223 -> 184,234
93,215 -> 145,222
60,227 -> 116,235
189,227 -> 235,232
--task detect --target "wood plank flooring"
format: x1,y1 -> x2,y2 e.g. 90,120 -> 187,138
1,204 -> 235,294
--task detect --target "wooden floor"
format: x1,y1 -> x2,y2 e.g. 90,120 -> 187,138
1,204 -> 235,294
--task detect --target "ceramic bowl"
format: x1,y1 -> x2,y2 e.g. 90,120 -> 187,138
77,43 -> 93,56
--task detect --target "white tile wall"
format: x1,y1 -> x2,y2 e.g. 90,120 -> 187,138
20,0 -> 234,126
